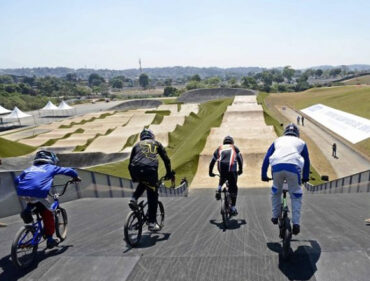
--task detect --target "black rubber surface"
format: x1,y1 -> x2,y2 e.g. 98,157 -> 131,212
0,189 -> 369,281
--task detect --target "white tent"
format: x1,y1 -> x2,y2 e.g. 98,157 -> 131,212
0,105 -> 11,115
2,107 -> 32,126
40,101 -> 59,117
58,101 -> 73,110
57,101 -> 74,116
42,101 -> 58,110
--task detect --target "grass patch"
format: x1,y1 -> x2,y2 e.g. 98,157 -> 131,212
121,134 -> 139,150
265,85 -> 370,158
146,110 -> 171,125
59,112 -> 115,129
0,137 -> 37,157
41,128 -> 84,147
343,75 -> 370,85
258,92 -> 325,185
74,128 -> 115,152
88,98 -> 233,184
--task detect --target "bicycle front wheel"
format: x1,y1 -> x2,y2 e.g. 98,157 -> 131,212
55,207 -> 68,241
124,211 -> 142,247
11,226 -> 38,269
157,201 -> 165,228
221,203 -> 229,230
282,227 -> 291,260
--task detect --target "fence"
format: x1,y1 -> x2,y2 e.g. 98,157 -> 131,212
305,169 -> 370,194
0,169 -> 188,218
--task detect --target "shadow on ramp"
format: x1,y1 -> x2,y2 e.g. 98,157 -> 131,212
124,232 -> 171,252
0,245 -> 72,281
209,219 -> 247,231
267,240 -> 321,281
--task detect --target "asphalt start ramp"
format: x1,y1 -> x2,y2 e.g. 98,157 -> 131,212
191,95 -> 276,188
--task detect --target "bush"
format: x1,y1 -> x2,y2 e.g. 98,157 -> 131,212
163,86 -> 178,97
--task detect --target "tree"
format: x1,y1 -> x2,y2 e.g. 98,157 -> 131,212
329,68 -> 341,77
241,76 -> 257,89
139,73 -> 149,89
283,66 -> 295,82
111,79 -> 123,89
88,73 -> 105,87
315,69 -> 323,77
190,74 -> 201,82
65,73 -> 77,82
163,86 -> 178,97
206,77 -> 221,87
164,78 -> 172,86
228,77 -> 237,87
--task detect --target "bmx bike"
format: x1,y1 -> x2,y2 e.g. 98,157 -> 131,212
11,179 -> 77,269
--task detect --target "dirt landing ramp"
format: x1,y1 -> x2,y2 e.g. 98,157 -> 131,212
191,95 -> 275,189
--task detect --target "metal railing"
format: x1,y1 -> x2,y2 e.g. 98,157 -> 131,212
305,169 -> 370,194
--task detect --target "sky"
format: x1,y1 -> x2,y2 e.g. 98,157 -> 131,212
0,0 -> 369,69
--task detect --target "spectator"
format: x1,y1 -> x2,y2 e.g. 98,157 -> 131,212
297,116 -> 300,125
301,116 -> 305,126
332,143 -> 337,158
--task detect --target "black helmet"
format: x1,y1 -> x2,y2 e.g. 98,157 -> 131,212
284,123 -> 300,137
34,150 -> 59,165
140,128 -> 155,141
223,135 -> 234,145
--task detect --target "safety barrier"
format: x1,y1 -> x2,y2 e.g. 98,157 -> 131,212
305,169 -> 370,194
0,169 -> 188,218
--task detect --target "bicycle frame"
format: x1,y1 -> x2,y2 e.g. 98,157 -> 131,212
18,214 -> 43,247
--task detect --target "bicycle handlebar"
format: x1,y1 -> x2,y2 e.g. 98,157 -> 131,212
49,179 -> 80,197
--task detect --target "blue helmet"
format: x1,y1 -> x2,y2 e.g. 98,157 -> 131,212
223,135 -> 234,144
140,128 -> 155,141
33,150 -> 59,165
284,123 -> 300,137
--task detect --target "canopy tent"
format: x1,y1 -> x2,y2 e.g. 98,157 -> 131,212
0,105 -> 11,115
40,101 -> 59,117
42,101 -> 58,110
2,107 -> 32,126
57,101 -> 75,116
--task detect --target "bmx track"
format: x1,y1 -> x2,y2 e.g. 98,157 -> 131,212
0,189 -> 369,281
191,96 -> 276,188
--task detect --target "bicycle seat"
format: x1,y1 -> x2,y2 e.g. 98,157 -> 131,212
282,181 -> 288,191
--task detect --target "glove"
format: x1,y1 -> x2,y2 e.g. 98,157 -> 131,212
302,178 -> 309,183
209,172 -> 215,177
261,176 -> 270,182
165,170 -> 175,180
73,177 -> 81,182
238,170 -> 243,176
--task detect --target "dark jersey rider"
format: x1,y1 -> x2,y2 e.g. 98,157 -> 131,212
209,136 -> 243,215
128,128 -> 174,231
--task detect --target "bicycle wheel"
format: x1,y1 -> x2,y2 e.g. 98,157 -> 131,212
221,203 -> 229,230
157,201 -> 165,228
11,226 -> 38,269
124,211 -> 142,247
282,227 -> 291,260
55,207 -> 68,241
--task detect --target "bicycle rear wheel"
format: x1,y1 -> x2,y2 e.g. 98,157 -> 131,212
157,201 -> 165,228
282,226 -> 291,260
11,226 -> 38,269
55,207 -> 68,241
221,203 -> 229,230
124,211 -> 142,247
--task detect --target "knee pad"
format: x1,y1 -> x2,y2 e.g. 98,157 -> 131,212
292,192 -> 302,199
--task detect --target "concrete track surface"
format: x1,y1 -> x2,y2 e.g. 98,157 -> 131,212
192,96 -> 276,188
0,189 -> 369,281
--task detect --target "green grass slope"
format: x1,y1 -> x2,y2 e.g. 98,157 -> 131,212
88,98 -> 233,184
0,137 -> 36,157
343,75 -> 370,85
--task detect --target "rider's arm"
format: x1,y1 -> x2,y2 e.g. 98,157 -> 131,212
235,146 -> 243,172
14,171 -> 26,185
52,166 -> 78,179
209,148 -> 218,174
300,144 -> 310,181
261,143 -> 275,179
158,143 -> 171,174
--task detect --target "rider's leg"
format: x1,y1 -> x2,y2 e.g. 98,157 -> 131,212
36,202 -> 58,248
227,172 -> 238,207
146,186 -> 158,223
285,171 -> 302,226
132,182 -> 146,201
271,171 -> 284,222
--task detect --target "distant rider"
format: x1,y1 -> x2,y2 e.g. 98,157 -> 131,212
15,150 -> 80,248
209,136 -> 243,216
128,128 -> 174,232
261,123 -> 310,235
